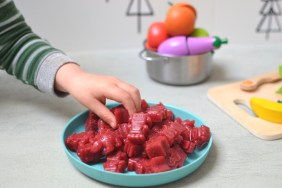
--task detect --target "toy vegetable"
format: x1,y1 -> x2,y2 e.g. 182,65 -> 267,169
157,36 -> 228,56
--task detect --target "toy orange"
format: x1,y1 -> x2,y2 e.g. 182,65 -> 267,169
165,2 -> 197,36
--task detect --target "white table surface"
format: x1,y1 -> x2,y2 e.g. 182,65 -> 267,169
1,42 -> 282,188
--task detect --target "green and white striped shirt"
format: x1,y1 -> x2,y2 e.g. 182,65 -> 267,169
0,0 -> 74,95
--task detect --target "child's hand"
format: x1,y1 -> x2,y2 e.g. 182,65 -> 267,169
55,63 -> 141,128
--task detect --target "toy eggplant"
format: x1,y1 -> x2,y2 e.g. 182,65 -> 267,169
157,36 -> 228,56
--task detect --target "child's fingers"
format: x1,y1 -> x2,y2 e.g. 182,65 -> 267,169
116,82 -> 142,112
86,99 -> 117,129
102,84 -> 138,115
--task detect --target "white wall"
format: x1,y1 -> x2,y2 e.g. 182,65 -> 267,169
13,0 -> 282,52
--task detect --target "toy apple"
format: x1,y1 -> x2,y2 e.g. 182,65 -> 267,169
190,28 -> 210,37
164,2 -> 197,36
147,22 -> 169,49
145,41 -> 158,52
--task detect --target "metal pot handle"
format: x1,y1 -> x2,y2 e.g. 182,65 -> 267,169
139,49 -> 168,62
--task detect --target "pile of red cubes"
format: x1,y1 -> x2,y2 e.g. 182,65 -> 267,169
65,100 -> 211,174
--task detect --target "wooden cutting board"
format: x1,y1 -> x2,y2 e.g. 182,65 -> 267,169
207,71 -> 282,140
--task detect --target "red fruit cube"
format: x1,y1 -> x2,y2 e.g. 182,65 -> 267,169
85,111 -> 99,132
145,136 -> 169,159
127,113 -> 151,144
117,123 -> 131,141
143,156 -> 171,174
174,117 -> 183,124
104,160 -> 127,173
158,122 -> 185,145
103,151 -> 128,173
147,110 -> 163,122
91,139 -> 103,153
127,157 -> 145,172
124,139 -> 143,157
141,99 -> 150,112
93,129 -> 123,155
97,119 -> 111,131
180,140 -> 196,154
111,105 -> 130,124
166,110 -> 174,121
129,156 -> 171,174
190,125 -> 211,148
129,112 -> 152,126
65,131 -> 95,151
182,119 -> 195,128
146,103 -> 167,122
198,125 -> 211,143
166,145 -> 187,169
77,143 -> 102,163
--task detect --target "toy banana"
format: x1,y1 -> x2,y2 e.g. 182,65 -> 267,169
250,97 -> 282,124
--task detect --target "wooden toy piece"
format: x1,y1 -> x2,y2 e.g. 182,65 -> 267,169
240,71 -> 281,91
207,72 -> 282,140
250,97 -> 282,124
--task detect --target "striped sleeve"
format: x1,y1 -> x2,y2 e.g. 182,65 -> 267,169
0,0 -> 75,96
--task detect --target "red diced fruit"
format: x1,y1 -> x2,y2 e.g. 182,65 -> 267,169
111,105 -> 130,124
174,117 -> 182,124
146,103 -> 168,122
65,131 -> 95,151
103,151 -> 128,173
77,142 -> 102,163
127,157 -> 145,172
146,110 -> 163,122
166,145 -> 187,168
65,99 -> 211,174
181,140 -> 196,154
145,136 -> 169,158
137,156 -> 171,174
141,99 -> 150,112
182,119 -> 195,128
166,110 -> 174,121
117,123 -> 131,141
181,125 -> 211,149
92,129 -> 123,155
97,119 -> 111,131
85,111 -> 99,132
191,125 -> 211,148
158,122 -> 186,145
127,113 -> 151,144
124,139 -> 143,157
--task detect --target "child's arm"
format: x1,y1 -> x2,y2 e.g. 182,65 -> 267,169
0,0 -> 73,96
0,0 -> 141,128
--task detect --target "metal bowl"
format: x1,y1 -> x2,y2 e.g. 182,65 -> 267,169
139,49 -> 213,85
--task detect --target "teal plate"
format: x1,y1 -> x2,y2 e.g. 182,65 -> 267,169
62,102 -> 213,187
